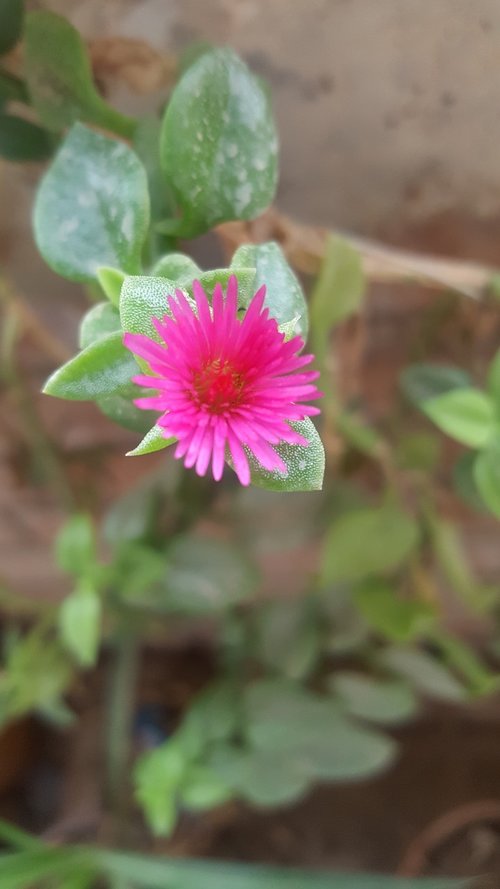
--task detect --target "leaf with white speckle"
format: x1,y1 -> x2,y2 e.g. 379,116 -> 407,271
160,48 -> 278,236
34,123 -> 150,282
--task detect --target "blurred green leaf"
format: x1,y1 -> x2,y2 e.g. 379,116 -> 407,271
329,672 -> 418,725
177,682 -> 239,758
243,680 -> 396,781
453,451 -> 486,511
231,242 -> 308,337
310,235 -> 364,367
55,514 -> 96,577
160,48 -> 278,237
164,535 -> 257,613
430,518 -> 497,613
34,123 -> 149,282
24,11 -> 135,137
210,745 -> 310,807
0,0 -> 23,55
0,632 -> 72,725
0,113 -> 52,161
245,418 -> 325,493
422,388 -> 496,448
394,432 -> 441,472
180,764 -> 232,810
134,742 -> 185,836
474,438 -> 500,518
79,301 -> 121,349
487,347 -> 500,405
400,364 -> 471,406
354,579 -> 435,642
58,579 -> 101,667
0,68 -> 28,104
322,504 -> 419,585
381,646 -> 466,702
254,597 -> 320,679
43,331 -> 138,401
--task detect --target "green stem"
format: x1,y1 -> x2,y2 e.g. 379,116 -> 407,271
105,620 -> 140,835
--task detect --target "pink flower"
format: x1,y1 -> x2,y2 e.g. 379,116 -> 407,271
123,275 -> 321,486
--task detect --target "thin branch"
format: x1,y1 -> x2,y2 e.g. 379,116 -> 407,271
217,210 -> 497,300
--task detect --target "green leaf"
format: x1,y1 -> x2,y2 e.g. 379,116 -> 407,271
151,252 -> 201,282
24,11 -> 135,137
180,765 -> 232,811
0,68 -> 28,104
79,302 -> 121,349
120,275 -> 185,341
381,646 -> 466,702
134,742 -> 185,836
0,113 -> 52,161
55,514 -> 95,577
97,390 -> 158,434
401,364 -> 471,406
96,267 -> 126,307
43,331 -> 137,401
329,672 -> 418,725
133,116 -> 176,260
58,579 -> 101,668
245,419 -> 325,493
177,682 -> 238,757
0,0 -> 23,56
474,438 -> 500,518
164,535 -> 257,613
231,242 -> 308,337
453,451 -> 487,511
422,388 -> 496,448
160,48 -> 278,237
0,848 -> 90,889
243,681 -> 396,782
34,123 -> 150,282
127,424 -> 175,456
95,848 -> 474,889
254,598 -> 320,679
190,267 -> 256,306
354,579 -> 435,642
322,504 -> 419,585
310,235 -> 364,365
487,347 -> 500,405
210,745 -> 310,807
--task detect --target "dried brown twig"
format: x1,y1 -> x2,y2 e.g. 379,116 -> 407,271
218,209 -> 497,301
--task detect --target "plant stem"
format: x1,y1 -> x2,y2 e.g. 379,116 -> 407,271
105,620 -> 140,837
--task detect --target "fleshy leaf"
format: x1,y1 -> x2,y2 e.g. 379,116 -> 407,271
231,242 -> 308,337
24,11 -> 135,137
97,390 -> 158,434
96,267 -> 126,307
151,252 -> 201,282
79,302 -> 121,349
381,646 -> 466,702
354,579 -> 435,642
188,268 -> 255,305
160,48 -> 278,237
120,275 -> 187,341
127,424 -> 175,457
243,419 -> 324,493
34,123 -> 150,282
43,331 -> 138,401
